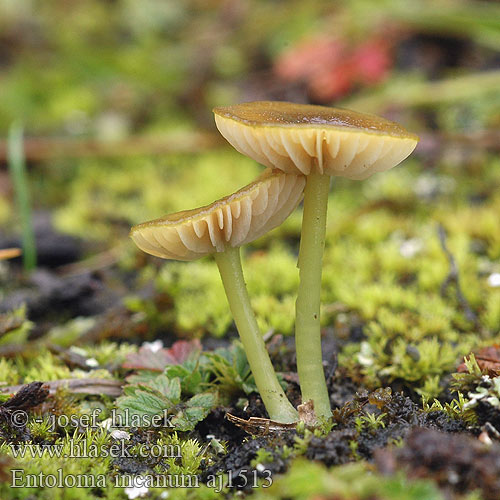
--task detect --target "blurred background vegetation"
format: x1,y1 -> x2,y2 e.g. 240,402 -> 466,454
0,0 -> 498,225
1,3 -> 500,497
0,0 -> 499,371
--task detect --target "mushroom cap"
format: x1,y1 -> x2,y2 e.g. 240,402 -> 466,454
130,169 -> 306,261
214,101 -> 418,180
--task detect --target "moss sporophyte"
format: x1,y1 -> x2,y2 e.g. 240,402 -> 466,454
131,168 -> 304,423
214,101 -> 418,419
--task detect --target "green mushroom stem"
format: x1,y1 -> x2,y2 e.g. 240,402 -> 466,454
214,101 -> 419,421
295,171 -> 332,419
214,245 -> 299,424
130,169 -> 306,424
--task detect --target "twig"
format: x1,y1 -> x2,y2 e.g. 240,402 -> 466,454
0,382 -> 49,411
57,244 -> 124,277
438,224 -> 479,325
0,248 -> 22,261
0,131 -> 220,163
344,70 -> 500,113
0,382 -> 49,436
0,379 -> 123,398
225,413 -> 297,435
419,130 -> 500,152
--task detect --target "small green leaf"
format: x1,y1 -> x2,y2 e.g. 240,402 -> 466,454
117,390 -> 170,419
165,363 -> 207,396
169,392 -> 217,431
148,375 -> 181,404
126,371 -> 159,385
188,392 -> 217,410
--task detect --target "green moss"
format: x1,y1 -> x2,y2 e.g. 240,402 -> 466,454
53,150 -> 261,242
23,352 -> 72,383
157,259 -> 231,337
250,449 -> 275,469
5,349 -> 118,386
81,342 -> 137,369
155,245 -> 300,337
422,392 -> 476,425
251,458 -> 444,500
0,429 -> 112,500
484,291 -> 500,333
0,358 -> 19,385
157,433 -> 204,475
341,326 -> 474,396
27,417 -> 58,441
46,317 -> 96,348
0,306 -> 33,347
354,412 -> 386,433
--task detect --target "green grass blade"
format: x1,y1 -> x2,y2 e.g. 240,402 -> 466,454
7,123 -> 36,271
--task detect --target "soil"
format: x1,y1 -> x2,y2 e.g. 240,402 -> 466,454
0,214 -> 498,500
376,428 -> 500,500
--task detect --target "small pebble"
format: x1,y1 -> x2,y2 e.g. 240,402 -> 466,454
125,479 -> 148,499
479,431 -> 493,446
142,340 -> 164,352
85,358 -> 99,367
400,238 -> 423,258
448,470 -> 459,484
111,429 -> 130,440
487,273 -> 500,288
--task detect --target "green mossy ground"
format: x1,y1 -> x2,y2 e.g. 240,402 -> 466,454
1,0 -> 500,499
1,147 -> 499,499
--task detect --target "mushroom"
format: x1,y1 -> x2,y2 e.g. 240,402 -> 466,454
130,168 -> 305,423
214,101 -> 419,418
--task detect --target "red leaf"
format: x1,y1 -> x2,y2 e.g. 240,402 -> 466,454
275,37 -> 345,82
166,339 -> 202,364
352,40 -> 391,84
274,34 -> 394,101
122,339 -> 202,372
309,63 -> 355,101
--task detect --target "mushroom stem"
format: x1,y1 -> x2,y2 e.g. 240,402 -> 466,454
295,171 -> 332,419
214,246 -> 298,423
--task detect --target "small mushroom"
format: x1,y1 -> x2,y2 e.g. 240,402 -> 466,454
214,101 -> 418,418
131,168 -> 305,423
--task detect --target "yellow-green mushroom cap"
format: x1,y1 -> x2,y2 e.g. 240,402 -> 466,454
214,101 -> 419,180
130,169 -> 306,261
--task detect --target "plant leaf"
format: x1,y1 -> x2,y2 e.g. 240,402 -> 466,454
170,392 -> 217,431
122,339 -> 202,371
147,375 -> 181,404
117,389 -> 170,419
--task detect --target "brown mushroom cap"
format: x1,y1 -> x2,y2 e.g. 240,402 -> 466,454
130,169 -> 305,261
214,101 -> 418,180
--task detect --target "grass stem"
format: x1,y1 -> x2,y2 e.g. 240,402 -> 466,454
8,123 -> 36,271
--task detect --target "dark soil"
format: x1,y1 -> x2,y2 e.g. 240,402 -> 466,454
376,427 -> 500,500
0,215 -> 495,500
198,371 -> 468,493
